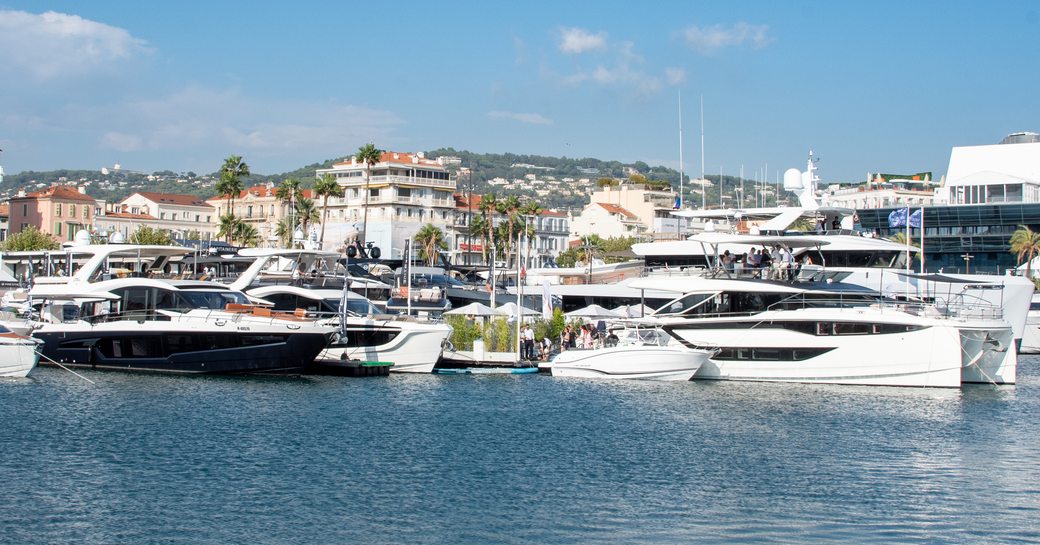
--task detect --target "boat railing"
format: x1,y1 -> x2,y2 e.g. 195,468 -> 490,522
765,293 -> 1004,321
76,307 -> 334,329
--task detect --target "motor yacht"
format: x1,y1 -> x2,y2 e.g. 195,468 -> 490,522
27,282 -> 332,375
247,285 -> 451,373
628,275 -> 1016,387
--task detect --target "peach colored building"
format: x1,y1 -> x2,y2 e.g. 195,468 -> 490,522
206,183 -> 315,247
8,185 -> 99,243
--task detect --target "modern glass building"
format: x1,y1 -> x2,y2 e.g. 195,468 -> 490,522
856,203 -> 1040,274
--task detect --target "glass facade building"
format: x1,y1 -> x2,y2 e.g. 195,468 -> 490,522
856,203 -> 1040,274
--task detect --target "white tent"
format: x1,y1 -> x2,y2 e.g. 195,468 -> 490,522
612,303 -> 655,318
444,302 -> 506,317
497,302 -> 540,318
565,304 -> 625,319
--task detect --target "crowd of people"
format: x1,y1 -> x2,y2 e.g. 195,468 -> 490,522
716,245 -> 816,281
517,319 -> 619,361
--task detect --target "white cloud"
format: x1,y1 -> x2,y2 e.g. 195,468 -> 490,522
558,40 -> 665,96
0,10 -> 151,80
558,27 -> 607,54
488,111 -> 553,125
665,67 -> 686,86
681,22 -> 771,54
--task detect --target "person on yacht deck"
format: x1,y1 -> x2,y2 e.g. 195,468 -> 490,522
747,249 -> 762,277
780,246 -> 796,280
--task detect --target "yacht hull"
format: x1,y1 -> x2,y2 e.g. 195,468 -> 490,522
0,335 -> 41,378
548,346 -> 710,381
33,321 -> 331,374
318,319 -> 450,373
660,311 -> 977,388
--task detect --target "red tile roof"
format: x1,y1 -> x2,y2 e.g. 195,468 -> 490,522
104,212 -> 157,220
19,185 -> 97,203
596,202 -> 637,219
207,185 -> 315,202
334,151 -> 440,167
134,192 -> 211,207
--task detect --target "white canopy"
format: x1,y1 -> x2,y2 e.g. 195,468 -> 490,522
613,303 -> 655,318
565,304 -> 625,319
444,302 -> 506,317
496,302 -> 540,317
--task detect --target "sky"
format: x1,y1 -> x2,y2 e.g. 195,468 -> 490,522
0,1 -> 1038,183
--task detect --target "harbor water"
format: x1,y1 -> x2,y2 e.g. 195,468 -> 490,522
3,359 -> 1040,544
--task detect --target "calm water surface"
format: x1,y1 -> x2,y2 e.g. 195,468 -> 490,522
2,358 -> 1040,544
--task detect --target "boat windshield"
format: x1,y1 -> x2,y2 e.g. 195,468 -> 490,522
325,297 -> 380,316
177,290 -> 250,310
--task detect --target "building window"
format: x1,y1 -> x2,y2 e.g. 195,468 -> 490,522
55,222 -> 62,236
206,216 -> 211,222
55,204 -> 62,217
160,212 -> 167,220
69,204 -> 76,217
195,215 -> 200,222
22,204 -> 28,216
84,207 -> 90,219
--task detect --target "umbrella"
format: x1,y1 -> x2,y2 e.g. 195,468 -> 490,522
497,302 -> 540,317
444,302 -> 507,317
612,303 -> 655,318
565,304 -> 625,319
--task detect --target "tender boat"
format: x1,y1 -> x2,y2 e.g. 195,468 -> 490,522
546,326 -> 715,381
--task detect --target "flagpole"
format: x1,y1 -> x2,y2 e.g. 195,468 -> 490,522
905,206 -> 910,301
919,206 -> 925,274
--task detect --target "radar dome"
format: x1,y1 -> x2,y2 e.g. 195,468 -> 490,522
74,229 -> 91,246
110,231 -> 126,244
783,168 -> 803,190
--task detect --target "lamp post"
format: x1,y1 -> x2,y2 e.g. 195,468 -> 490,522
962,253 -> 973,274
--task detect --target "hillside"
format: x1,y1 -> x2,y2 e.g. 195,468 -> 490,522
0,150 -> 785,210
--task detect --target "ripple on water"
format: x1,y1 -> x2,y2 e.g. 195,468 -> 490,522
2,358 -> 1040,544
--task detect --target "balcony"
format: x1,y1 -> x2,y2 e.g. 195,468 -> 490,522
338,174 -> 456,191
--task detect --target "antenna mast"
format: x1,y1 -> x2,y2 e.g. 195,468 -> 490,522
700,94 -> 705,209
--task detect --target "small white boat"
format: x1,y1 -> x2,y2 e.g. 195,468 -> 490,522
548,345 -> 713,381
0,327 -> 42,378
547,328 -> 715,381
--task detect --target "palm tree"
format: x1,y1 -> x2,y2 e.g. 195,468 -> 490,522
275,178 -> 302,234
519,201 -> 542,267
414,223 -> 447,266
217,213 -> 241,244
274,217 -> 295,248
313,173 -> 341,246
469,214 -> 490,264
234,222 -> 260,247
354,143 -> 382,246
294,197 -> 321,243
1010,225 -> 1040,278
216,155 -> 249,241
496,195 -> 520,266
478,193 -> 498,264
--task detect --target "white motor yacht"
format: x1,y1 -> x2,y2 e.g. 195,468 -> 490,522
629,275 -> 1016,387
247,285 -> 451,373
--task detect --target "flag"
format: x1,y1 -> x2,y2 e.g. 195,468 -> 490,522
674,194 -> 682,210
888,208 -> 908,227
541,280 -> 553,319
908,209 -> 922,228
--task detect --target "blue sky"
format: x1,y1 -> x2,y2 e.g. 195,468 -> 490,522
0,1 -> 1037,182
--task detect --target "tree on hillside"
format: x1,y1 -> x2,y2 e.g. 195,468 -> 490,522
596,177 -> 619,188
216,155 -> 249,242
313,173 -> 341,246
0,226 -> 59,251
355,143 -> 382,246
414,223 -> 448,266
128,226 -> 173,245
1010,225 -> 1040,277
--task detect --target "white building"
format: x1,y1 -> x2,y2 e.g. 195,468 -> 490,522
569,202 -> 648,240
316,151 -> 457,257
97,191 -> 217,239
935,132 -> 1040,205
588,183 -> 684,236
